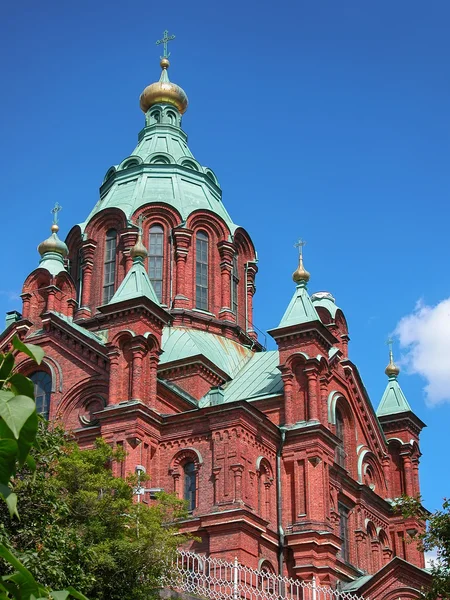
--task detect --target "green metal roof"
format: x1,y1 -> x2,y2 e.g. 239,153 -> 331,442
109,257 -> 160,306
37,251 -> 67,277
276,281 -> 320,328
376,375 -> 413,417
160,327 -> 253,378
82,113 -> 238,233
311,291 -> 339,318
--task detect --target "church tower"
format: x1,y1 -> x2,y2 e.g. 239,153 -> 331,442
1,32 -> 431,599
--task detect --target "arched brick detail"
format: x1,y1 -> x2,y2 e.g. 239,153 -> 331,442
56,377 -> 108,430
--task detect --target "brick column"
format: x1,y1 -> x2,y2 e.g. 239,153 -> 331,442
245,262 -> 258,337
231,464 -> 244,502
107,348 -> 121,405
412,457 -> 420,496
148,353 -> 159,405
172,228 -> 192,309
305,368 -> 319,422
130,342 -> 147,401
120,229 -> 139,272
76,240 -> 97,319
21,293 -> 32,319
382,456 -> 391,497
218,241 -> 234,321
280,367 -> 294,425
45,286 -> 57,312
402,453 -> 414,496
67,298 -> 77,319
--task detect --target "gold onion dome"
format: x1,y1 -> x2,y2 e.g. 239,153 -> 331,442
293,254 -> 310,284
38,223 -> 68,258
385,357 -> 400,378
140,58 -> 188,114
129,235 -> 148,260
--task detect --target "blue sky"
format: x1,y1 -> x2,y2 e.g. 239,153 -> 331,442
1,1 -> 449,511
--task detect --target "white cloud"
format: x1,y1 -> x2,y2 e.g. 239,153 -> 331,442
425,549 -> 438,570
395,298 -> 450,406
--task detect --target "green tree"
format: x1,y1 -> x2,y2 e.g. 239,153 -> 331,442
395,495 -> 450,600
1,421 -> 189,600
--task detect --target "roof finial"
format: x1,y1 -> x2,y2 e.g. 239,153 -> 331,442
130,214 -> 148,261
156,29 -> 175,60
37,203 -> 68,258
51,202 -> 62,233
385,337 -> 400,378
292,239 -> 311,285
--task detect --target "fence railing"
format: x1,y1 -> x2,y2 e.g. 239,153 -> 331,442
162,550 -> 366,600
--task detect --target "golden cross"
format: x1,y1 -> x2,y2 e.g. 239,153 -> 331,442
156,29 -> 175,58
51,202 -> 62,225
294,239 -> 306,258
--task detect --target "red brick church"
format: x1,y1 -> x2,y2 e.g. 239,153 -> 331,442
1,35 -> 431,600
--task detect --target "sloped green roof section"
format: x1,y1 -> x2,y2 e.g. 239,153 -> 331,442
277,282 -> 320,328
218,350 -> 283,404
38,252 -> 67,277
377,376 -> 412,417
109,258 -> 160,306
160,327 -> 253,378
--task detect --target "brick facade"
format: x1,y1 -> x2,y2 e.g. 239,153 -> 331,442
0,61 -> 431,599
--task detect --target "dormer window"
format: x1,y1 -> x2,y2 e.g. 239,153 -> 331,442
103,229 -> 117,303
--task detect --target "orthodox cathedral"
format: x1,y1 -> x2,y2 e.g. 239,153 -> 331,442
1,33 -> 431,600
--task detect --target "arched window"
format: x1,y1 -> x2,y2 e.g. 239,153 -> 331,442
184,462 -> 197,511
30,371 -> 52,420
335,408 -> 346,468
103,229 -> 117,303
195,231 -> 209,311
148,225 -> 164,302
231,254 -> 239,316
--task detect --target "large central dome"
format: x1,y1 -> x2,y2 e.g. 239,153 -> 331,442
140,58 -> 188,114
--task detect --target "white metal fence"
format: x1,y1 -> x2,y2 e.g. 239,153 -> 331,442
162,550 -> 366,600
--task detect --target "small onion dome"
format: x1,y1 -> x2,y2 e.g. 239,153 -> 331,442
37,224 -> 68,258
385,358 -> 400,378
292,255 -> 310,284
129,235 -> 148,260
140,58 -> 188,114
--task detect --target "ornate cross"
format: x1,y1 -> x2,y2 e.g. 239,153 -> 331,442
294,238 -> 306,258
386,337 -> 394,360
51,202 -> 62,225
136,214 -> 146,235
156,29 -> 175,58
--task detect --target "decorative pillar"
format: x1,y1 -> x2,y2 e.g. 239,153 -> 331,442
280,367 -> 295,425
172,228 -> 192,309
412,457 -> 420,496
245,262 -> 258,338
107,348 -> 121,405
340,334 -> 349,358
76,240 -> 97,319
66,298 -> 77,319
382,455 -> 391,497
120,229 -> 139,272
319,376 -> 329,424
402,453 -> 414,497
130,342 -> 147,401
45,286 -> 57,312
231,464 -> 244,503
21,293 -> 32,319
148,353 -> 159,404
170,469 -> 181,496
217,241 -> 234,321
305,367 -> 319,422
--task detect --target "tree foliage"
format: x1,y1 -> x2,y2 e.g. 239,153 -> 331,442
0,338 -> 188,599
395,495 -> 450,600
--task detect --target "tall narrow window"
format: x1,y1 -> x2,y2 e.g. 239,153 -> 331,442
195,231 -> 209,311
335,408 -> 346,468
103,229 -> 117,303
231,254 -> 239,316
30,371 -> 52,420
148,225 -> 164,302
339,503 -> 350,563
184,462 -> 197,511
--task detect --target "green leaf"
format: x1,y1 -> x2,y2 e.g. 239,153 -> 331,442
9,373 -> 35,399
12,337 -> 44,365
0,391 -> 36,438
0,353 -> 14,383
50,592 -> 70,600
66,588 -> 90,600
25,453 -> 36,472
0,483 -> 18,518
0,409 -> 38,467
0,439 -> 18,485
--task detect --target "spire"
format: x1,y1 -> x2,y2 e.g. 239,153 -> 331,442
37,203 -> 69,276
140,30 -> 188,114
292,239 -> 310,284
109,217 -> 159,306
377,340 -> 412,417
277,240 -> 319,328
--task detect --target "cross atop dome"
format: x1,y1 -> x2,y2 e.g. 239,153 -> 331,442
292,238 -> 310,284
156,29 -> 176,59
